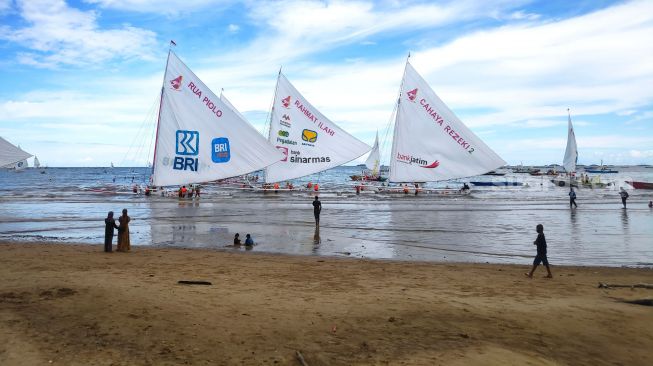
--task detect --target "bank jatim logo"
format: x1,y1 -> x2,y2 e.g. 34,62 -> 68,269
170,75 -> 183,90
281,96 -> 291,108
407,88 -> 418,101
421,160 -> 440,169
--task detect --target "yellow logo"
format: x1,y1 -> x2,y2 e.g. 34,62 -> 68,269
302,129 -> 318,143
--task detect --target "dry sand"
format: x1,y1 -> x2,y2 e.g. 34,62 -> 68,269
1,242 -> 652,366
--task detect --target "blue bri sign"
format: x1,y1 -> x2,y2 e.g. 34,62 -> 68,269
174,130 -> 199,171
211,137 -> 230,163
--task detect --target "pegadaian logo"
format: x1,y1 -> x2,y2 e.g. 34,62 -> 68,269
278,130 -> 289,137
170,75 -> 183,90
281,96 -> 291,108
407,88 -> 418,102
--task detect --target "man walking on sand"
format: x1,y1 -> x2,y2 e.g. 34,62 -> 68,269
312,196 -> 321,226
525,224 -> 552,278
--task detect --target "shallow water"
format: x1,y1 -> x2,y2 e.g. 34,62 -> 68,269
1,166 -> 652,267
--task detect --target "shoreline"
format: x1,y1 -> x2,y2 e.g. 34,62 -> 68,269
1,242 -> 652,365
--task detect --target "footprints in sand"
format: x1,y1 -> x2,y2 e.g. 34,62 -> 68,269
0,287 -> 77,304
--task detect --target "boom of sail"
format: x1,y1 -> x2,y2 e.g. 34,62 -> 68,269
265,73 -> 371,183
151,51 -> 283,187
389,61 -> 505,182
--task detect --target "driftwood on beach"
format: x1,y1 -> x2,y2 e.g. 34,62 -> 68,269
598,282 -> 653,289
177,280 -> 212,285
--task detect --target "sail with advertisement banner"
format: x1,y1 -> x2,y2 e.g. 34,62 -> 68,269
389,61 -> 505,182
151,51 -> 283,187
0,137 -> 32,169
265,73 -> 371,183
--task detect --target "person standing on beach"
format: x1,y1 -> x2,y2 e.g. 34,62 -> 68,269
569,187 -> 577,208
525,224 -> 552,278
117,209 -> 131,252
619,187 -> 629,209
104,211 -> 118,252
312,196 -> 321,226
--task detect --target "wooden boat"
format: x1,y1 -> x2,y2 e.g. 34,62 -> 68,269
483,170 -> 506,176
471,181 -> 523,187
626,181 -> 653,190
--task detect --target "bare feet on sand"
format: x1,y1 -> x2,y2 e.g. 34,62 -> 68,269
524,273 -> 532,278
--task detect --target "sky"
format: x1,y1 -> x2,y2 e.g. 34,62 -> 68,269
0,0 -> 652,167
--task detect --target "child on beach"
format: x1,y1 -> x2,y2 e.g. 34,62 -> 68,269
233,233 -> 241,246
525,224 -> 552,279
245,234 -> 254,246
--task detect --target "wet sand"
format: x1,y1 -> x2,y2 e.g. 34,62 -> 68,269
1,242 -> 652,365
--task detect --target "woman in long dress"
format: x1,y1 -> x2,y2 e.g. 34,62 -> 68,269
117,208 -> 131,252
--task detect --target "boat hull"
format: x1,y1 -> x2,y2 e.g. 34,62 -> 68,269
626,181 -> 653,190
470,181 -> 523,187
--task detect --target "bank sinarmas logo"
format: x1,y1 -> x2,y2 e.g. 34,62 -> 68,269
276,146 -> 288,162
301,129 -> 318,143
176,130 -> 199,155
211,137 -> 230,163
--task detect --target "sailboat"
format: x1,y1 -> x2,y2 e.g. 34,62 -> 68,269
149,50 -> 284,188
33,156 -> 40,168
0,137 -> 32,170
378,59 -> 505,194
350,132 -> 387,182
262,72 -> 371,188
551,110 -> 611,188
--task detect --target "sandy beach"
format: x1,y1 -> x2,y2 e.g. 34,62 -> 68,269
1,242 -> 651,365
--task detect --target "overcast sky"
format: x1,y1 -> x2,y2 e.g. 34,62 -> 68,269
1,0 -> 652,167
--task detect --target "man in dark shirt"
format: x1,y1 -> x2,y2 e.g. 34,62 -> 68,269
525,224 -> 552,278
104,211 -> 119,253
312,196 -> 322,226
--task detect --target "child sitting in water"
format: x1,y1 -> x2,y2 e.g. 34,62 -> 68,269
233,233 -> 241,246
245,234 -> 254,246
525,224 -> 553,279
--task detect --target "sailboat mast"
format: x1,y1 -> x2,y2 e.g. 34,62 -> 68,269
151,47 -> 173,181
388,55 -> 411,183
264,69 -> 282,183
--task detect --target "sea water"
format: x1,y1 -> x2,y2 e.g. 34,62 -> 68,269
0,166 -> 652,267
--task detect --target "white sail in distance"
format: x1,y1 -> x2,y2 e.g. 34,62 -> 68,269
151,51 -> 283,187
0,137 -> 32,168
389,61 -> 505,182
563,110 -> 578,173
33,156 -> 40,168
364,131 -> 380,174
265,73 -> 371,183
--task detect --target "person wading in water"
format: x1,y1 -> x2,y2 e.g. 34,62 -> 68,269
312,196 -> 322,226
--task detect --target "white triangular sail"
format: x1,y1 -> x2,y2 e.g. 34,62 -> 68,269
265,73 -> 371,183
0,137 -> 32,168
563,110 -> 578,173
151,51 -> 283,187
364,131 -> 380,174
33,156 -> 40,168
389,62 -> 505,182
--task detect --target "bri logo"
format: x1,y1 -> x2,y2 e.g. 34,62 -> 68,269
276,146 -> 288,162
170,75 -> 183,90
211,137 -> 230,163
407,88 -> 418,102
281,96 -> 291,108
173,130 -> 199,172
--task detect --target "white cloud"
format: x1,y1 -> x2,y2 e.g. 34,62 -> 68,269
0,0 -> 157,67
227,23 -> 240,33
0,0 -> 12,13
629,150 -> 653,158
506,10 -> 540,21
84,0 -> 231,14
